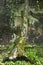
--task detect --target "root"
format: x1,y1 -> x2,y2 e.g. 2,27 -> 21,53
2,56 -> 34,64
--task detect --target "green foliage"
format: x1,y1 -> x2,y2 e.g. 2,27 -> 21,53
0,45 -> 43,65
5,61 -> 15,65
8,43 -> 14,52
0,45 -> 6,51
25,45 -> 42,65
0,62 -> 3,65
37,45 -> 43,57
5,61 -> 31,65
2,45 -> 42,65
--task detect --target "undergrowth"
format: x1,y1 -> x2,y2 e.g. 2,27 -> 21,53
0,45 -> 43,65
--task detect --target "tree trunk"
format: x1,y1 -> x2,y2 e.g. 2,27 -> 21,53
21,0 -> 29,38
3,0 -> 29,60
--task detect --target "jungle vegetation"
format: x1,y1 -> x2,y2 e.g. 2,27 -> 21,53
0,0 -> 43,65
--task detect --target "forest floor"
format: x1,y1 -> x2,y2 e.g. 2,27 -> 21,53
0,44 -> 43,65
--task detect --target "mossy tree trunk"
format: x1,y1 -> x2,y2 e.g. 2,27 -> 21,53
3,0 -> 29,60
21,0 -> 29,38
9,0 -> 29,58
